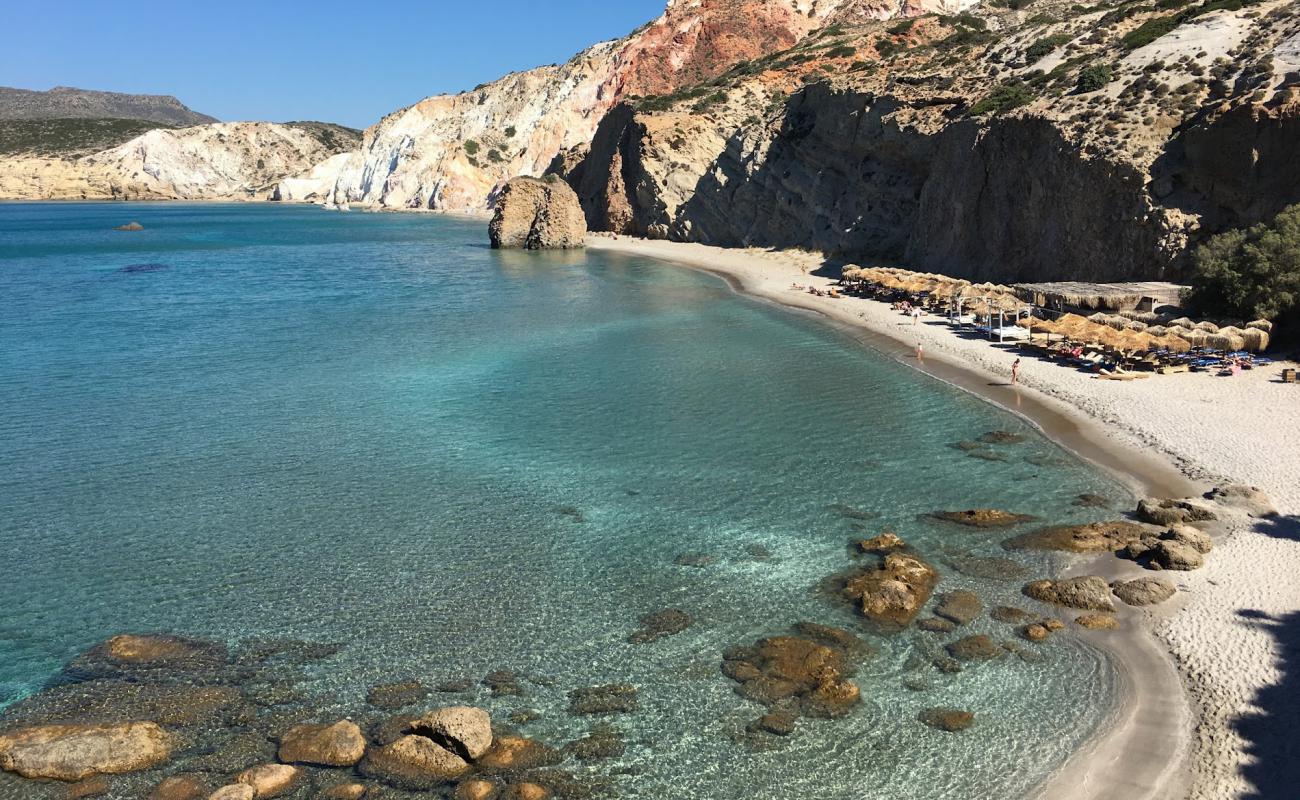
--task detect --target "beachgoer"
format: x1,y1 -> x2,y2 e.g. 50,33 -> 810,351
1011,358 -> 1021,385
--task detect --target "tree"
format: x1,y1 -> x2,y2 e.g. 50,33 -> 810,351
1185,204 -> 1300,332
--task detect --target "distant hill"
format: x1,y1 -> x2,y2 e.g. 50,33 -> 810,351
0,118 -> 178,158
0,86 -> 217,126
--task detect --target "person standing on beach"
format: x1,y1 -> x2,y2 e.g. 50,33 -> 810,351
1011,358 -> 1021,385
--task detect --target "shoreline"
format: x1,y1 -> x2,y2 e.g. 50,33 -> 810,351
588,234 -> 1300,800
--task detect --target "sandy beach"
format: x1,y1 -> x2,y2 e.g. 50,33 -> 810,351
590,234 -> 1300,800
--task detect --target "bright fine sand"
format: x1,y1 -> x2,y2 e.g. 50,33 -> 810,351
590,234 -> 1300,800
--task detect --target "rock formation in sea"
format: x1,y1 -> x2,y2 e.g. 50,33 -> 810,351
489,176 -> 587,249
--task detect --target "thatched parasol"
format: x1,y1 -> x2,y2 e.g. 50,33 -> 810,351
1240,328 -> 1270,352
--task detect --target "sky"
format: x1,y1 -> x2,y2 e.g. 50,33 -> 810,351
1,0 -> 666,129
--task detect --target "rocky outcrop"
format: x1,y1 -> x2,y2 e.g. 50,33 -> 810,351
0,722 -> 174,781
489,177 -> 587,249
842,552 -> 940,631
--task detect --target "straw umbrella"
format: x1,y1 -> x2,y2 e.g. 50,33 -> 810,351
1240,328 -> 1270,352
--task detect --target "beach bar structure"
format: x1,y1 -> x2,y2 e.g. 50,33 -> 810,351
1012,281 -> 1187,314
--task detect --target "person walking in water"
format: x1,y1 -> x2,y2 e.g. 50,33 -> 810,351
1011,358 -> 1021,385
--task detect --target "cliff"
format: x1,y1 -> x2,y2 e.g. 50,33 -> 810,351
0,122 -> 360,201
288,0 -> 972,213
558,0 -> 1300,281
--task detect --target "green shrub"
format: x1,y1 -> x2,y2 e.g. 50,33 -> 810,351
969,81 -> 1036,115
1025,33 -> 1071,62
1076,63 -> 1114,91
463,139 -> 480,156
1185,203 -> 1300,332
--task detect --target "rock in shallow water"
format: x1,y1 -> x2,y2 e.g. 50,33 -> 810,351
1023,576 -> 1116,612
930,508 -> 1036,528
919,708 -> 975,731
0,721 -> 174,781
1112,577 -> 1176,606
842,552 -> 940,632
277,720 -> 366,766
488,176 -> 586,250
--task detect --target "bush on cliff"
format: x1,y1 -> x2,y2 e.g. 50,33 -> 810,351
1185,204 -> 1300,333
968,81 -> 1035,115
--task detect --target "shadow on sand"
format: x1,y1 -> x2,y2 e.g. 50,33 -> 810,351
1234,514 -> 1300,799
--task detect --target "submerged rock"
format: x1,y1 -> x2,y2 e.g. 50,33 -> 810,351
0,721 -> 174,781
368,680 -> 430,710
1023,576 -> 1116,612
628,608 -> 693,644
277,720 -> 366,766
476,736 -> 561,771
567,684 -> 638,715
930,509 -> 1037,528
1003,520 -> 1151,553
841,552 -> 940,632
488,176 -> 586,250
858,532 -> 905,553
919,708 -> 975,731
1112,577 -> 1176,606
934,591 -> 983,625
946,635 -> 1002,662
990,606 -> 1037,624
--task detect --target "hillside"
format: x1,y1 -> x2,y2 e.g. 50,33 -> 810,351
548,0 -> 1300,282
0,121 -> 361,201
0,85 -> 217,125
284,0 -> 975,212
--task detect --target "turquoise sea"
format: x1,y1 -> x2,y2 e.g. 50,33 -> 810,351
0,203 -> 1127,798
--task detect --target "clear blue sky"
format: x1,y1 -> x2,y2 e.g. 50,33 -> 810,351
1,0 -> 666,129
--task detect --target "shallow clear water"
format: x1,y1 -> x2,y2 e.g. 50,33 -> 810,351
0,203 -> 1128,797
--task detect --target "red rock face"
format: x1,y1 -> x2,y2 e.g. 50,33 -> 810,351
604,0 -> 815,98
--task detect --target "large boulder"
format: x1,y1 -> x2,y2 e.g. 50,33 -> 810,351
360,734 -> 472,789
488,176 -> 586,249
843,552 -> 941,631
407,707 -> 493,760
1023,576 -> 1116,612
0,721 -> 174,781
1112,577 -> 1176,606
277,720 -> 366,766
